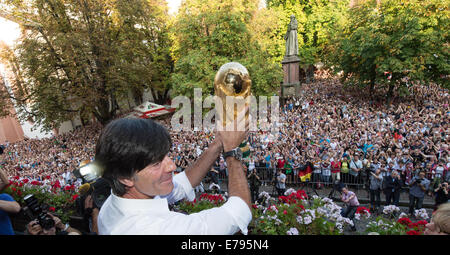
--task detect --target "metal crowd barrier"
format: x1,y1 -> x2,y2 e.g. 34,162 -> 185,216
212,166 -> 403,201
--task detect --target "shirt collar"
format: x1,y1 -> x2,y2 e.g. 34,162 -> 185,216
110,191 -> 170,213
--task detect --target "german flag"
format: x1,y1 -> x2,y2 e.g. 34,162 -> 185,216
298,164 -> 312,182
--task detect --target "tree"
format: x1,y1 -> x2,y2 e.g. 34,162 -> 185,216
169,0 -> 283,99
0,0 -> 172,130
330,0 -> 449,103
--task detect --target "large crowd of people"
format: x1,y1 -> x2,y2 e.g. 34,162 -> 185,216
0,124 -> 101,189
0,73 -> 449,234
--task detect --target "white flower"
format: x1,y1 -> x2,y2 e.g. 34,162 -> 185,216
336,222 -> 343,233
284,188 -> 297,196
322,197 -> 333,204
269,205 -> 279,214
258,191 -> 270,199
414,209 -> 429,220
296,216 -> 303,224
287,227 -> 299,235
275,219 -> 282,225
383,205 -> 400,214
316,207 -> 328,216
354,213 -> 361,220
398,212 -> 408,219
303,216 -> 313,225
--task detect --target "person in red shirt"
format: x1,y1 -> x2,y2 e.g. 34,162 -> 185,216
330,156 -> 342,183
277,157 -> 285,171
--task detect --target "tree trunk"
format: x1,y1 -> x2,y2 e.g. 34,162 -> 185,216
387,83 -> 394,105
369,66 -> 376,96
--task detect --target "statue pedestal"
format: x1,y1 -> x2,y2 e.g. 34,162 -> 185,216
281,55 -> 301,97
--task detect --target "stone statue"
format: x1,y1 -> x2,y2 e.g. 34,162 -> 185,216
284,15 -> 299,57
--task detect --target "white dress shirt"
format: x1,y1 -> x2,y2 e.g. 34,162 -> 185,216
98,171 -> 252,235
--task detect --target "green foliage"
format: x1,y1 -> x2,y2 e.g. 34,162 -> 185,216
267,0 -> 351,67
169,0 -> 283,98
0,0 -> 172,129
330,0 -> 449,99
365,216 -> 407,235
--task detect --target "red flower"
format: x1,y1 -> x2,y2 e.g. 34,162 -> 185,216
11,187 -> 16,192
17,190 -> 22,196
252,204 -> 258,209
13,176 -> 20,180
296,190 -> 308,200
45,175 -> 51,180
72,194 -> 79,201
64,185 -> 72,191
356,206 -> 370,215
30,181 -> 41,186
283,210 -> 287,215
297,204 -> 305,210
408,222 -> 418,228
53,180 -> 61,188
49,207 -> 56,212
398,217 -> 412,226
22,178 -> 29,183
406,230 -> 420,235
416,220 -> 428,226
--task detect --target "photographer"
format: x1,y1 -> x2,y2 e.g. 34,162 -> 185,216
408,170 -> 430,216
83,195 -> 99,234
0,168 -> 21,235
247,168 -> 261,203
434,182 -> 449,210
25,213 -> 81,235
369,169 -> 383,213
383,170 -> 402,207
340,185 -> 359,231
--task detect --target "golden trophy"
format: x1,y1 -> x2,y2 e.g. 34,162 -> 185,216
214,62 -> 251,157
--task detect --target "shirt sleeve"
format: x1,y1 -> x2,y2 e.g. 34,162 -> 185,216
0,194 -> 15,202
159,171 -> 195,204
160,196 -> 252,235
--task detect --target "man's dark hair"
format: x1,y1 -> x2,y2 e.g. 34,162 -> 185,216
95,118 -> 172,196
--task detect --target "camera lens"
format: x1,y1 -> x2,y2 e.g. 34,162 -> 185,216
38,214 -> 55,230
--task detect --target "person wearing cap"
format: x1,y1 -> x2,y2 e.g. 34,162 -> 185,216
96,116 -> 251,235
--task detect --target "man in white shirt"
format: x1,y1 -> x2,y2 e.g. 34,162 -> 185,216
96,117 -> 251,235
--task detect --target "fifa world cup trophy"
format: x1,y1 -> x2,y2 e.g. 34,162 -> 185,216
214,62 -> 251,157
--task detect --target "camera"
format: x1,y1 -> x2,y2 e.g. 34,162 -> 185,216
73,161 -> 104,183
73,161 -> 110,219
416,179 -> 422,184
23,194 -> 55,230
